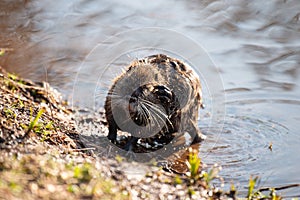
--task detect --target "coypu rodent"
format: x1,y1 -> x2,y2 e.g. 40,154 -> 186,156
105,54 -> 205,150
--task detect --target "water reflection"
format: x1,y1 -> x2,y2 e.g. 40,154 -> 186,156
1,0 -> 300,197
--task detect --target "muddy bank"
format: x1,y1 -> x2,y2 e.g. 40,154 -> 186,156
2,66 -> 293,199
0,66 -> 230,199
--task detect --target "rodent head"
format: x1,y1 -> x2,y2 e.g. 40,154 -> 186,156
128,84 -> 175,128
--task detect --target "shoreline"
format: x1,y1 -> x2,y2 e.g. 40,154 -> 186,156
0,66 -> 218,199
0,66 -> 291,199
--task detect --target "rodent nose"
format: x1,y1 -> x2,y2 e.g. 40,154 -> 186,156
153,85 -> 173,103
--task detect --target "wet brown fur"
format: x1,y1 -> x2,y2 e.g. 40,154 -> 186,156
105,54 -> 205,149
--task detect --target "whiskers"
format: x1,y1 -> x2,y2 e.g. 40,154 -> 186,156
105,92 -> 131,108
105,91 -> 175,138
94,82 -> 111,107
138,98 -> 173,132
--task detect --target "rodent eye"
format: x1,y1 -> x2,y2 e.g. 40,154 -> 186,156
128,97 -> 138,113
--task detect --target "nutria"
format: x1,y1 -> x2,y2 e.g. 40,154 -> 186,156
104,54 -> 205,151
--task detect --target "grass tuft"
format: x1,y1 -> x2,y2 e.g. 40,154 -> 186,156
186,147 -> 201,181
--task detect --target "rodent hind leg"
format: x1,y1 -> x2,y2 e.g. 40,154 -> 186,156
185,120 -> 206,144
107,120 -> 118,143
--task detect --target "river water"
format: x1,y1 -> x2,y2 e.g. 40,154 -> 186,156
1,0 -> 300,197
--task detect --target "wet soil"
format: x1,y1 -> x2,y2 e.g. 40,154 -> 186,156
0,66 -> 228,200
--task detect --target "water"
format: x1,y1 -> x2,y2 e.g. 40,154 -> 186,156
1,0 -> 300,197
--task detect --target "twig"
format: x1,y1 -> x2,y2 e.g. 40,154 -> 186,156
71,147 -> 96,152
259,183 -> 300,192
